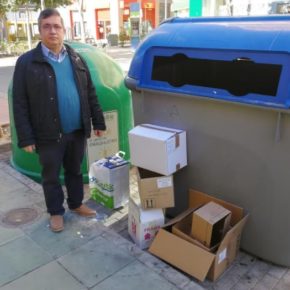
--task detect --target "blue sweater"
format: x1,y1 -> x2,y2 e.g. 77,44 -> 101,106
48,56 -> 81,134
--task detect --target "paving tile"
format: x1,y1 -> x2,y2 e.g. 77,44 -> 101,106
232,259 -> 271,289
136,248 -> 200,289
0,236 -> 52,287
252,273 -> 278,290
91,260 -> 180,290
202,251 -> 257,290
0,170 -> 26,196
0,261 -> 86,290
137,250 -> 170,275
274,269 -> 290,290
58,235 -> 136,288
274,281 -> 290,290
268,265 -> 288,280
0,187 -> 45,212
118,227 -> 132,241
3,164 -> 38,186
24,213 -> 105,258
183,281 -> 207,290
205,263 -> 248,290
100,229 -> 144,259
0,223 -> 24,246
108,216 -> 129,233
159,265 -> 193,289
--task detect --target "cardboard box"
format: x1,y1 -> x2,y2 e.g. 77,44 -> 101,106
191,201 -> 231,248
136,167 -> 175,209
128,192 -> 165,249
128,124 -> 187,175
149,189 -> 249,281
89,155 -> 129,209
172,211 -> 219,253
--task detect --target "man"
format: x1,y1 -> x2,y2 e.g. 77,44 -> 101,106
12,8 -> 106,232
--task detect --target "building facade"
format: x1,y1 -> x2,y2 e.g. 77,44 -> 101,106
2,0 -> 286,44
61,0 -> 169,42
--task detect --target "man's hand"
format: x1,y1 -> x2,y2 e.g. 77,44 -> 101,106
23,145 -> 35,153
94,130 -> 106,137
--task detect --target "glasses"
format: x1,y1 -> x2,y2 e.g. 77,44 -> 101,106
41,24 -> 63,32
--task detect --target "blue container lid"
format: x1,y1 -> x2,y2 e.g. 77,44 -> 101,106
127,16 -> 290,110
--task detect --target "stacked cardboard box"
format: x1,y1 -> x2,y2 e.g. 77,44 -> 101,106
128,124 -> 187,249
129,124 -> 187,176
128,123 -> 248,282
136,167 -> 175,209
128,191 -> 165,250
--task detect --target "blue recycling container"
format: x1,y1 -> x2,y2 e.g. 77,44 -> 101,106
125,16 -> 290,266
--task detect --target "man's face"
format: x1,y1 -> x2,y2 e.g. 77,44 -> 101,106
39,15 -> 65,52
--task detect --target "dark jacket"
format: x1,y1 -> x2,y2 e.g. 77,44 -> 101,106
12,42 -> 106,148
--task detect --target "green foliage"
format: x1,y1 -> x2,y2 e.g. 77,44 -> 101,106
2,0 -> 73,12
0,40 -> 37,55
31,0 -> 74,8
119,28 -> 129,47
0,0 -> 11,17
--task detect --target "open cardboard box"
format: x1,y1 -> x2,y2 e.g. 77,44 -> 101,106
172,209 -> 219,253
149,189 -> 249,281
191,201 -> 232,248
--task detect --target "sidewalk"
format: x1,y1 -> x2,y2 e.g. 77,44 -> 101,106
0,98 -> 9,125
0,147 -> 203,290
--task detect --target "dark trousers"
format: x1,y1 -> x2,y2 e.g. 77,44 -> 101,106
37,130 -> 86,215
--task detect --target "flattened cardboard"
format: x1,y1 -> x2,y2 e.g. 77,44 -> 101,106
149,228 -> 215,281
136,167 -> 175,209
128,124 -> 187,175
149,189 -> 249,281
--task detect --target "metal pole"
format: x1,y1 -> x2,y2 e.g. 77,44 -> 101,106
40,0 -> 45,10
164,0 -> 167,19
25,5 -> 32,50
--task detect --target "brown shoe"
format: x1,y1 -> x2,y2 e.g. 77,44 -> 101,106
71,204 -> 96,217
50,215 -> 64,232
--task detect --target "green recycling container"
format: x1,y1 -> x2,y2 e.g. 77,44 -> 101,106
8,41 -> 133,183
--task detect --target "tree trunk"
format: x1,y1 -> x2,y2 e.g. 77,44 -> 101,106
78,0 -> 86,43
41,0 -> 45,10
25,5 -> 32,50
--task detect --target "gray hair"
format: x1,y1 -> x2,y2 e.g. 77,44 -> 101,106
38,8 -> 64,31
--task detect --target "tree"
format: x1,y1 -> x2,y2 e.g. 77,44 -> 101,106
13,0 -> 73,9
0,1 -> 12,42
4,0 -> 73,49
0,1 -> 11,16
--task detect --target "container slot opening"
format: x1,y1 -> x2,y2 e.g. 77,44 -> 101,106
151,54 -> 282,97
